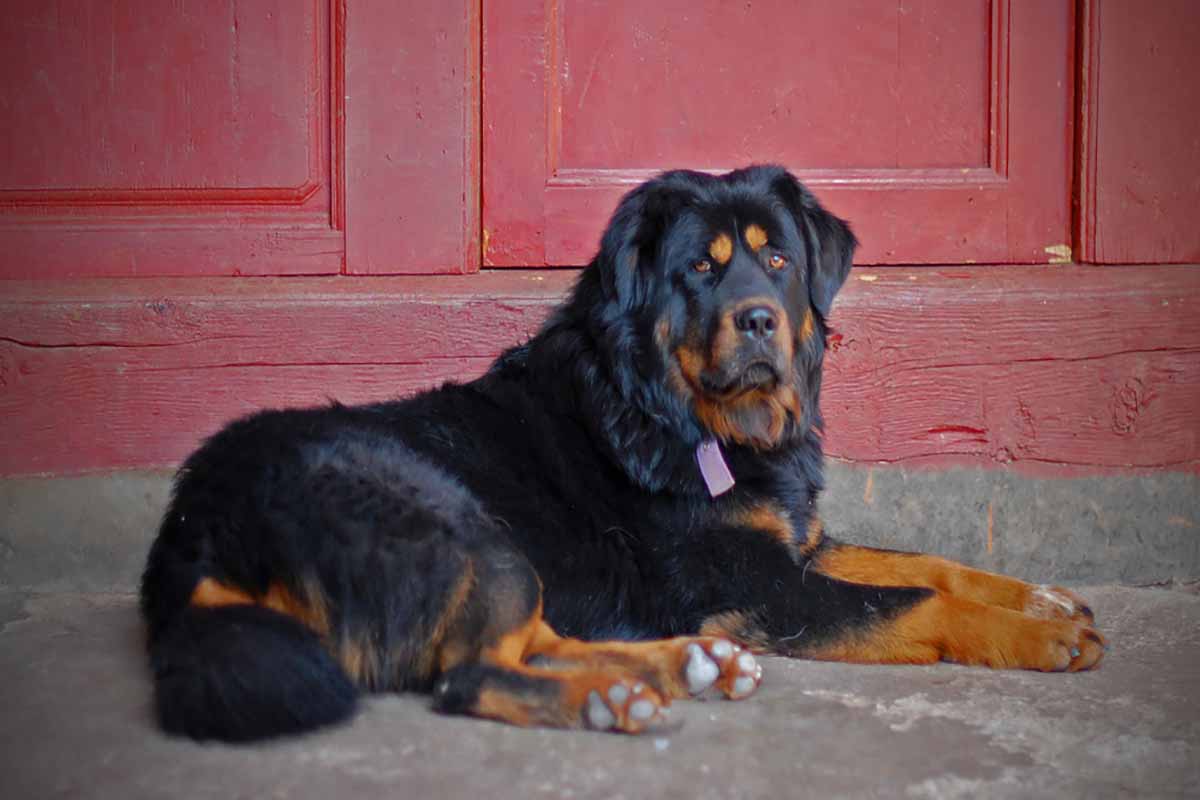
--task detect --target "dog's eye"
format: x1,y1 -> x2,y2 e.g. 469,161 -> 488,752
769,254 -> 787,270
693,259 -> 712,273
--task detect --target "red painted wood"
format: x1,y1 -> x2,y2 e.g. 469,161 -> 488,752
483,0 -> 1073,266
344,0 -> 481,274
0,0 -> 342,278
1077,1 -> 1200,263
0,1 -> 480,278
3,267 -> 1196,477
820,266 -> 1200,470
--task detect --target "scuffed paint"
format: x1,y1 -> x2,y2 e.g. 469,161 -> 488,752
1044,244 -> 1072,263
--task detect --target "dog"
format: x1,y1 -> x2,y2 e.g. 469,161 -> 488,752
140,165 -> 1105,741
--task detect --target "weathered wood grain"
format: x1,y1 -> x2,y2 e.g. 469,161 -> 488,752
821,267 -> 1200,470
1,267 -> 1196,476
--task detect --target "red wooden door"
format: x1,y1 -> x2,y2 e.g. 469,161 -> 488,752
0,0 -> 479,278
483,0 -> 1073,266
1077,0 -> 1200,263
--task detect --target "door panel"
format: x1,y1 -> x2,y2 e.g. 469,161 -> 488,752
0,0 -> 336,278
558,1 -> 989,171
344,0 -> 481,274
0,2 -> 314,193
483,0 -> 1073,266
0,0 -> 480,278
1077,0 -> 1200,263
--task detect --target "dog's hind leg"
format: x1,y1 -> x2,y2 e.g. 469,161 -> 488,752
520,627 -> 764,701
427,543 -> 759,731
432,612 -> 673,732
419,542 -> 664,731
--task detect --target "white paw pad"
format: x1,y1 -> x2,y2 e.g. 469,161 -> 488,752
629,698 -> 658,722
729,651 -> 763,699
586,690 -> 616,730
685,639 -> 763,700
685,643 -> 721,694
585,681 -> 666,732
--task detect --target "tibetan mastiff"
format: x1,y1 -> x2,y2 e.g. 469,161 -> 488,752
141,166 -> 1105,741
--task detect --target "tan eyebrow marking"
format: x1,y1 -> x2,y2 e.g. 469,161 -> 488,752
708,233 -> 733,265
744,224 -> 769,252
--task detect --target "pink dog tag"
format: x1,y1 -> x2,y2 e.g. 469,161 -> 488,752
695,439 -> 735,497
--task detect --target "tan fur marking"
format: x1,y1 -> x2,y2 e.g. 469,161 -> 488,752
816,545 -> 1032,611
799,515 -> 825,557
699,610 -> 771,652
525,621 -> 734,699
473,686 -> 537,727
733,503 -> 794,547
689,382 -> 801,450
673,305 -> 803,449
190,577 -> 329,636
190,578 -> 255,609
710,298 -> 787,366
482,598 -> 548,667
339,637 -> 379,686
709,233 -> 734,265
709,313 -> 742,370
799,307 -> 815,343
473,660 -> 665,729
744,224 -> 768,252
807,592 -> 1105,671
263,580 -> 331,636
466,614 -> 760,725
674,345 -> 707,386
423,559 -> 477,674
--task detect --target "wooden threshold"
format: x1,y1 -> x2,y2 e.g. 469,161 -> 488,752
1,266 -> 1197,477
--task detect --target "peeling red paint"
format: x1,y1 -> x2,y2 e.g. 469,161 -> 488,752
2,266 -> 1198,477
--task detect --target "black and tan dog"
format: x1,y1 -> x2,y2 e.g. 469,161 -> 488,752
141,166 -> 1105,741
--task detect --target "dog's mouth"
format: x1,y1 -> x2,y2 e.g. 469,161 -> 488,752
700,360 -> 781,398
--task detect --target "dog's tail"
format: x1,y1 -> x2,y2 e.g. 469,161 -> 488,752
147,604 -> 357,741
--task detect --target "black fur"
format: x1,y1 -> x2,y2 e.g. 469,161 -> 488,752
149,605 -> 357,741
142,165 -> 921,741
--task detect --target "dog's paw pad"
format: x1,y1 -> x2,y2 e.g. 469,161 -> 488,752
727,651 -> 763,699
684,643 -> 721,694
585,680 -> 667,733
685,638 -> 763,700
586,690 -> 616,730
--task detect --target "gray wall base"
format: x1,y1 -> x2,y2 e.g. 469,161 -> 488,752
2,465 -> 1197,592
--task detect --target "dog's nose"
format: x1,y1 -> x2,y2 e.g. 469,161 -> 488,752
734,306 -> 778,340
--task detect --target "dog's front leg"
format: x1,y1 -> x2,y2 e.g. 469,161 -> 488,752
813,537 -> 1097,625
696,527 -> 1106,672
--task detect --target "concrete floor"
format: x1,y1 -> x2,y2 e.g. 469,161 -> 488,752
2,585 -> 1198,799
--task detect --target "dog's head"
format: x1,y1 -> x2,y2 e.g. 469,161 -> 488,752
584,165 -> 856,456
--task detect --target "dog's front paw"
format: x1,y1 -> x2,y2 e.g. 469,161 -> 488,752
683,639 -> 763,700
1012,617 -> 1107,672
583,679 -> 669,733
1025,584 -> 1095,623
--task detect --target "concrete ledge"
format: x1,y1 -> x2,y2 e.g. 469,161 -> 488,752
822,463 -> 1200,585
0,470 -> 171,593
2,464 -> 1197,592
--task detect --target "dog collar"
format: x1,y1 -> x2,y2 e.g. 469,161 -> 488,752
696,439 -> 735,497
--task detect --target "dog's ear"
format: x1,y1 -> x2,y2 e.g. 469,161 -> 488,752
771,170 -> 857,318
595,176 -> 694,312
